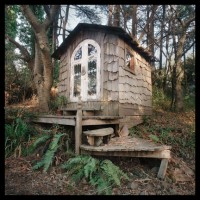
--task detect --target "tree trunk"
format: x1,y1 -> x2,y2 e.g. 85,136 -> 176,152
138,5 -> 158,43
108,5 -> 113,26
62,5 -> 69,41
159,5 -> 165,71
33,41 -> 47,112
149,5 -> 155,67
113,5 -> 120,27
175,33 -> 187,112
132,5 -> 137,39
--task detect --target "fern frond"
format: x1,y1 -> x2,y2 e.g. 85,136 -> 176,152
42,133 -> 64,172
61,155 -> 89,170
33,134 -> 51,149
32,160 -> 45,170
84,157 -> 99,179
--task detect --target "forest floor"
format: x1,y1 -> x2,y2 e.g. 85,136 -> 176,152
5,101 -> 195,195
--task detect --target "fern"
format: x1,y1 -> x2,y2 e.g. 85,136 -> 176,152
32,134 -> 51,149
32,133 -> 65,172
32,160 -> 45,170
62,155 -> 129,195
84,157 -> 99,179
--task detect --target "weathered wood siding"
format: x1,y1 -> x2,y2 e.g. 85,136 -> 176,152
118,39 -> 152,117
102,34 -> 119,116
58,30 -> 120,116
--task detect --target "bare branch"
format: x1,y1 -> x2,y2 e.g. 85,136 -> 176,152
5,34 -> 31,62
43,5 -> 60,30
20,5 -> 41,33
138,5 -> 158,42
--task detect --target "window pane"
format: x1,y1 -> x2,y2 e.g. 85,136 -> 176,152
126,50 -> 132,68
74,47 -> 82,60
88,60 -> 97,96
74,64 -> 81,97
88,44 -> 97,56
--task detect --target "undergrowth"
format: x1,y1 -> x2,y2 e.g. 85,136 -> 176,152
130,113 -> 195,160
61,155 -> 129,195
31,125 -> 74,172
5,109 -> 37,158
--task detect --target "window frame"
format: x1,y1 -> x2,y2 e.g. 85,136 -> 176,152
123,47 -> 136,75
70,39 -> 101,102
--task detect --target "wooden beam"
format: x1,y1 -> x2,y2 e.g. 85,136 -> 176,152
75,97 -> 82,155
33,116 -> 76,126
80,148 -> 171,159
157,158 -> 169,179
82,119 -> 120,126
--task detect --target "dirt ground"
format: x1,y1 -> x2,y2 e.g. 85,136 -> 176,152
5,154 -> 195,195
5,102 -> 195,195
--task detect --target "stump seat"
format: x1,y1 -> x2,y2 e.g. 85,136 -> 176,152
83,127 -> 114,146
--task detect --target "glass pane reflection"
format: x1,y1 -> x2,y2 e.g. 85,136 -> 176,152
74,64 -> 81,97
88,60 -> 97,96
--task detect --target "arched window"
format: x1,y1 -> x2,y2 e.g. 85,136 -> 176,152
70,39 -> 100,102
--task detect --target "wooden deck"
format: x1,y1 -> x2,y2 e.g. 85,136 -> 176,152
81,136 -> 171,179
32,100 -> 171,179
33,115 -> 122,126
80,136 -> 171,158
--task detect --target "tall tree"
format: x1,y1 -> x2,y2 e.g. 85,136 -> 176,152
113,5 -> 120,27
170,5 -> 195,111
108,5 -> 113,26
131,5 -> 137,39
20,5 -> 60,112
6,5 -> 60,112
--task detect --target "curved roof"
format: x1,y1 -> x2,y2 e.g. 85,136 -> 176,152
52,23 -> 155,62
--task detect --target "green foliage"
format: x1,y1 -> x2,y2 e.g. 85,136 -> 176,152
149,134 -> 159,143
49,95 -> 68,111
61,155 -> 129,195
32,133 -> 64,172
5,116 -> 37,158
32,134 -> 51,149
53,61 -> 60,84
5,5 -> 18,39
32,125 -> 72,172
184,95 -> 195,111
153,86 -> 171,110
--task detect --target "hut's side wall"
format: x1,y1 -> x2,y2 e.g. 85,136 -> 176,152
58,48 -> 71,97
118,39 -> 152,128
58,30 -> 120,116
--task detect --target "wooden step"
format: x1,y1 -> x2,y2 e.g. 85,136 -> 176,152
83,127 -> 114,136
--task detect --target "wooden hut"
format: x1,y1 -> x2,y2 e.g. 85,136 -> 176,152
35,24 -> 171,179
52,23 -> 153,129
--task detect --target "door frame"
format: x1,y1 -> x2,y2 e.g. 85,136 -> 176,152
70,39 -> 101,102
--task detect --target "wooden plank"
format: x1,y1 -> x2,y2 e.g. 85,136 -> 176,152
82,119 -> 120,126
82,116 -> 122,120
80,148 -> 171,159
83,127 -> 114,136
33,116 -> 76,126
157,158 -> 169,179
75,98 -> 82,155
61,107 -> 100,111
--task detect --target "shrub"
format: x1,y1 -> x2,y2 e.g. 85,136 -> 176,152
5,117 -> 37,157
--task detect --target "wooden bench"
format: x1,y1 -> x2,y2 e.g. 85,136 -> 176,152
83,127 -> 114,146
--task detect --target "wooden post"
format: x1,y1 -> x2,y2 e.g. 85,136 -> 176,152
157,158 -> 169,179
75,96 -> 82,155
